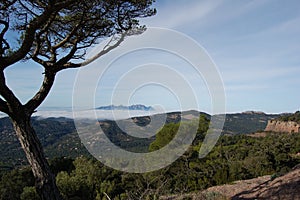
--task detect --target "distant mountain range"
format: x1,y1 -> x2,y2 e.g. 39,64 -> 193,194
96,104 -> 154,111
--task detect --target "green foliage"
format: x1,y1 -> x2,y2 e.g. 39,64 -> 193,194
56,157 -> 99,200
149,122 -> 180,151
56,157 -> 125,200
149,114 -> 209,152
278,111 -> 300,123
0,167 -> 34,200
0,116 -> 300,199
0,111 -> 282,167
50,157 -> 75,175
222,112 -> 279,134
20,187 -> 40,200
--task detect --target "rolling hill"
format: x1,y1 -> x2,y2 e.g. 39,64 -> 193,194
0,110 -> 281,168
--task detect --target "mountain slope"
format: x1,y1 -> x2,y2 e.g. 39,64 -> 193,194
221,112 -> 279,134
0,117 -> 85,167
0,110 -> 282,168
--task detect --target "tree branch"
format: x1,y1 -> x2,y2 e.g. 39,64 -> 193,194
24,70 -> 56,114
31,36 -> 47,66
0,98 -> 9,114
0,0 -> 76,69
0,20 -> 9,40
56,32 -> 127,71
52,14 -> 85,50
0,19 -> 10,56
0,11 -> 51,68
81,32 -> 127,66
117,4 -> 132,31
18,0 -> 39,18
44,33 -> 57,63
1,39 -> 10,54
0,70 -> 23,115
32,56 -> 47,66
55,38 -> 79,67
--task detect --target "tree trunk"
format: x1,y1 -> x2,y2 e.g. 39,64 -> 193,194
11,116 -> 62,200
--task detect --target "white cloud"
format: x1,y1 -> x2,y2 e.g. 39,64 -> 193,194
34,109 -> 163,120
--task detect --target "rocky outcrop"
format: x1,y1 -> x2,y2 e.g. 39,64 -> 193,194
160,165 -> 300,200
265,120 -> 300,133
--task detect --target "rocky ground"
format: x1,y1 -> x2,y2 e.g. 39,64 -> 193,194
160,164 -> 300,200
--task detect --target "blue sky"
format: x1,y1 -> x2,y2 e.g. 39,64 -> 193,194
4,0 -> 300,114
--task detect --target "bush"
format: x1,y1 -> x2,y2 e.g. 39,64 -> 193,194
20,187 -> 40,200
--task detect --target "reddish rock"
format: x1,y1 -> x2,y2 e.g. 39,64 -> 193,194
265,120 -> 300,133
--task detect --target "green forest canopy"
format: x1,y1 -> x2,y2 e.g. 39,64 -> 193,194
277,111 -> 300,124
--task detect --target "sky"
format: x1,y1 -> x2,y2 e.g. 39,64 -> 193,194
4,0 -> 300,114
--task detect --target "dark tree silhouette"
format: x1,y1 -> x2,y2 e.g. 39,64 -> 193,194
0,0 -> 156,199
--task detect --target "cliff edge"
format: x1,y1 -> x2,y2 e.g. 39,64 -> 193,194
264,111 -> 300,133
265,120 -> 300,133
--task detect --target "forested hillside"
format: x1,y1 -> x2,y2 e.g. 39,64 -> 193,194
0,117 -> 86,168
277,111 -> 300,124
0,114 -> 299,199
0,111 -> 282,168
221,112 -> 279,134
